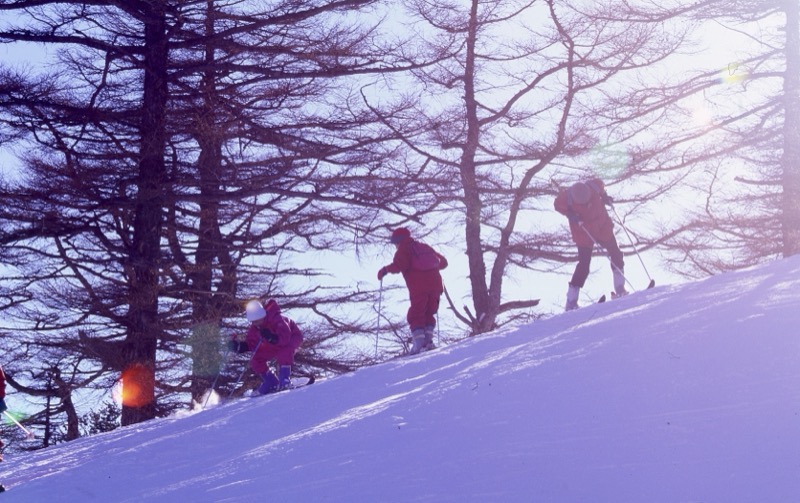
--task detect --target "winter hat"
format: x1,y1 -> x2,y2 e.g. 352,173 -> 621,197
245,300 -> 266,322
569,182 -> 592,205
390,227 -> 411,244
264,298 -> 280,314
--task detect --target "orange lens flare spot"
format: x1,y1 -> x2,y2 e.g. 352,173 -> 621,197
118,364 -> 155,408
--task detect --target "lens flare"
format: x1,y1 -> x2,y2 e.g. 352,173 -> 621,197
717,62 -> 748,86
588,143 -> 631,179
112,380 -> 124,405
2,410 -> 25,425
118,364 -> 155,408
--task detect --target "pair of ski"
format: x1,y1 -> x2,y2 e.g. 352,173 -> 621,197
597,278 -> 655,304
247,375 -> 316,398
284,375 -> 315,389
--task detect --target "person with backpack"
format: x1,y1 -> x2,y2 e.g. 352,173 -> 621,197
378,227 -> 449,354
229,299 -> 304,395
554,178 -> 626,311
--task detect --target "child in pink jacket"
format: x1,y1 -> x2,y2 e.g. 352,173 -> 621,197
230,299 -> 304,395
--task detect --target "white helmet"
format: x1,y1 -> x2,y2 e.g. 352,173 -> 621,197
245,300 -> 266,322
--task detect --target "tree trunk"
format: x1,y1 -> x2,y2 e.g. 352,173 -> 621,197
121,2 -> 169,426
460,0 -> 496,334
782,2 -> 800,256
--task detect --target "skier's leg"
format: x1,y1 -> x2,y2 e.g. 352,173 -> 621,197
422,326 -> 435,350
565,283 -> 580,311
567,247 -> 592,310
406,290 -> 428,354
254,346 -> 279,395
257,371 -> 279,395
601,238 -> 626,296
570,246 -> 593,287
278,365 -> 292,390
422,292 -> 440,350
409,328 -> 426,355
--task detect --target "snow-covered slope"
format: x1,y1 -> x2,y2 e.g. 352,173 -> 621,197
2,257 -> 799,502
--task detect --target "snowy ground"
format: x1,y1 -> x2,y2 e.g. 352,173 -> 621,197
1,256 -> 799,502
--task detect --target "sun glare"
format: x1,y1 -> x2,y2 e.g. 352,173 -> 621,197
717,62 -> 748,86
116,364 -> 155,408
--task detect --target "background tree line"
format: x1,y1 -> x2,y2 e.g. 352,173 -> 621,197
0,0 -> 796,451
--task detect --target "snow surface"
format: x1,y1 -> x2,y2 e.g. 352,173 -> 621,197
2,257 -> 800,502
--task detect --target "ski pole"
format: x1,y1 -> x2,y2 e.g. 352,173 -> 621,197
229,338 -> 262,398
436,311 -> 440,348
578,221 -> 636,292
4,411 -> 34,439
609,205 -> 654,287
376,279 -> 383,359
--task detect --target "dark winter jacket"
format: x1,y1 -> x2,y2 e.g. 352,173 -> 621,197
554,178 -> 615,247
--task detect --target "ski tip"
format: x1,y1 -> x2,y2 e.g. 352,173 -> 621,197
597,294 -> 606,303
647,279 -> 656,289
306,374 -> 316,386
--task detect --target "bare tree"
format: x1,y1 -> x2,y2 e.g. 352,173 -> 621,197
363,0 -> 697,332
162,0 -> 449,399
651,1 -> 800,275
0,0 -> 175,426
0,0 -> 445,438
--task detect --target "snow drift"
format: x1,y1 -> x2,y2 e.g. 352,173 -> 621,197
1,257 -> 799,502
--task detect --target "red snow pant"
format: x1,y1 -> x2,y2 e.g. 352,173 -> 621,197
406,289 -> 441,331
251,343 -> 298,374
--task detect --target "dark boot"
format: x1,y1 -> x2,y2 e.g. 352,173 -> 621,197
257,371 -> 279,395
278,365 -> 292,390
423,325 -> 436,350
408,329 -> 426,355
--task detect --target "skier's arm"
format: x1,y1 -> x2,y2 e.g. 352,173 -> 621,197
436,252 -> 448,270
267,315 -> 293,346
228,333 -> 250,354
385,245 -> 412,274
553,190 -> 570,216
555,191 -> 581,223
586,178 -> 613,205
379,247 -> 411,279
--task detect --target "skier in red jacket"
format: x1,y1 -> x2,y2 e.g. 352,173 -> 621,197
378,228 -> 448,354
230,299 -> 304,395
554,179 -> 626,311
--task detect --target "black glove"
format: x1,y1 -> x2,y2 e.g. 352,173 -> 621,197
228,340 -> 249,354
567,212 -> 582,225
0,398 -> 8,414
601,193 -> 613,206
259,326 -> 278,344
377,266 -> 388,281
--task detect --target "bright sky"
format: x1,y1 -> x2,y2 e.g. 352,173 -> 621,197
0,5 -> 781,334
